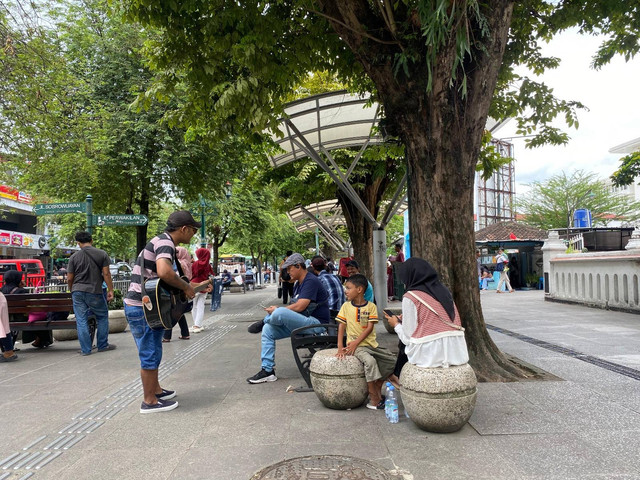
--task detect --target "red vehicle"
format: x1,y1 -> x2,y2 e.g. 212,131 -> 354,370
0,259 -> 46,288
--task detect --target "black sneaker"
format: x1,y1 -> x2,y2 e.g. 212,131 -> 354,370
140,399 -> 178,414
247,320 -> 265,334
247,368 -> 277,384
156,388 -> 176,400
98,344 -> 116,352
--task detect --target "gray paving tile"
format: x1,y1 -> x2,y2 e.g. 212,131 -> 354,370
487,433 -> 626,478
168,445 -> 286,480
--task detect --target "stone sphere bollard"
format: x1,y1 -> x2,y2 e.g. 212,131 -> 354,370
309,348 -> 369,410
108,310 -> 128,333
54,310 -> 128,341
400,362 -> 477,433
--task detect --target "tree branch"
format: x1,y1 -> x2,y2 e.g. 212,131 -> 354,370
307,8 -> 401,46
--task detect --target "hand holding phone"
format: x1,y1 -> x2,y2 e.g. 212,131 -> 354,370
383,309 -> 401,324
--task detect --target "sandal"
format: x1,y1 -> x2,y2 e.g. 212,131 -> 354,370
162,339 -> 171,343
179,336 -> 190,340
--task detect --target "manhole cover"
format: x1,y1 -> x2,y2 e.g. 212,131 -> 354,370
251,455 -> 391,479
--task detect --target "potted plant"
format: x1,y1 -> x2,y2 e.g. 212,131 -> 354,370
525,273 -> 539,288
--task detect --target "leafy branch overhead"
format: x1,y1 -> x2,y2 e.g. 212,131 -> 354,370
611,151 -> 640,187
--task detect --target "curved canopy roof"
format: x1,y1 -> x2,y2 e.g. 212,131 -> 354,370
269,91 -> 382,168
609,137 -> 640,154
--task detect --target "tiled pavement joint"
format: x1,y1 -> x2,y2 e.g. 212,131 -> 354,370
0,324 -> 235,478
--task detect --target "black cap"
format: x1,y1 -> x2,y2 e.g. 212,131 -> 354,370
167,210 -> 201,229
345,259 -> 359,269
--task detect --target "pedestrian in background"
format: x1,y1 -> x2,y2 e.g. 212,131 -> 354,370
495,248 -> 514,293
279,251 -> 295,304
0,292 -> 18,362
190,247 -> 213,333
67,231 -> 115,356
164,246 -> 194,341
310,256 -> 346,312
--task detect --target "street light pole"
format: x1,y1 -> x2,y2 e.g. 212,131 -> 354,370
199,182 -> 232,249
199,194 -> 207,248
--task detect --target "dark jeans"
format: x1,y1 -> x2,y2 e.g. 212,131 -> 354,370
163,315 -> 190,340
281,282 -> 294,304
0,334 -> 13,352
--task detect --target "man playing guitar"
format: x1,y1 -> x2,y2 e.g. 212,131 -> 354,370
124,210 -> 200,413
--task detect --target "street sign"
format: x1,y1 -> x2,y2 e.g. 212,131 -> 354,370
34,202 -> 86,215
93,214 -> 148,226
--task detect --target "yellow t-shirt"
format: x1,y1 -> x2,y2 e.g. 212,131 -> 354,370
335,301 -> 379,348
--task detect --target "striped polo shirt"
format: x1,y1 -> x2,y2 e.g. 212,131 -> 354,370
124,232 -> 176,307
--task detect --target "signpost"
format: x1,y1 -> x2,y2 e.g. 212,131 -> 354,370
33,202 -> 86,215
94,214 -> 148,226
34,196 -> 147,234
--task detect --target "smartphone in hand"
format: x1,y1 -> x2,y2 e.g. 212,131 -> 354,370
383,309 -> 401,323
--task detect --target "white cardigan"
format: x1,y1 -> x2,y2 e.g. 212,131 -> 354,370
394,297 -> 469,368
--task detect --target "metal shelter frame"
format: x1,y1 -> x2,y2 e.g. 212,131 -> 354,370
269,91 -> 407,310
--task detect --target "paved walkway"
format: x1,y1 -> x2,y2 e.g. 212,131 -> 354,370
1,287 -> 639,479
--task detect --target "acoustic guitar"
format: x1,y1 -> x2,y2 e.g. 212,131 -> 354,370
141,276 -> 213,330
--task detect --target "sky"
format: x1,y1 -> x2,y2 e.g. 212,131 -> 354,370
496,30 -> 640,195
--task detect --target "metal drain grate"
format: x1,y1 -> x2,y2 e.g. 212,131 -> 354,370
251,455 -> 392,480
487,324 -> 640,381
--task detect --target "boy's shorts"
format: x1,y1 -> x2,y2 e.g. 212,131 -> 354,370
124,304 -> 164,370
354,345 -> 397,382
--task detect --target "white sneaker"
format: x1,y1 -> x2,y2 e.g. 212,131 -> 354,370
191,326 -> 203,333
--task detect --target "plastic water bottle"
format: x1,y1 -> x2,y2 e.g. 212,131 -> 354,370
388,386 -> 399,424
384,382 -> 392,419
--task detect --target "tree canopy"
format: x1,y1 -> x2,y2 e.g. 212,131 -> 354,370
517,170 -> 640,230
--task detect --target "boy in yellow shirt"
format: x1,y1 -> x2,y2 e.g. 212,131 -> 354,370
336,274 -> 396,410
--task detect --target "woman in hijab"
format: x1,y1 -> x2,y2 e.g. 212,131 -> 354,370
1,270 -> 53,349
190,247 -> 213,334
163,247 -> 194,342
385,257 -> 469,374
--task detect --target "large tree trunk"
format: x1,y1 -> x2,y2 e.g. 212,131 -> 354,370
319,0 -> 527,380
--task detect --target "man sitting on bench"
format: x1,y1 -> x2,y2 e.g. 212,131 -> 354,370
221,270 -> 232,291
246,253 -> 330,384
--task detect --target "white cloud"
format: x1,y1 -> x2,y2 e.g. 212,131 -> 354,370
496,30 -> 640,195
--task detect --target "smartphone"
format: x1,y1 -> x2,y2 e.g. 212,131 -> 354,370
383,309 -> 395,317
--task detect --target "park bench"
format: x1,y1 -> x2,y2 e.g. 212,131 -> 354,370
290,309 -> 344,391
6,292 -> 95,341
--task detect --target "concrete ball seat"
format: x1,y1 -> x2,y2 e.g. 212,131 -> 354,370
400,362 -> 477,432
309,348 -> 369,410
53,310 -> 128,341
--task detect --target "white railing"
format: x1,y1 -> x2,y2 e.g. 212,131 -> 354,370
549,251 -> 640,311
28,279 -> 131,294
568,233 -> 584,252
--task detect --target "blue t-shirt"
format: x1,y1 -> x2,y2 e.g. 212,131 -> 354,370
293,272 -> 330,324
365,281 -> 374,302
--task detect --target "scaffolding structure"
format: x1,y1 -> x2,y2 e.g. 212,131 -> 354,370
476,139 -> 515,231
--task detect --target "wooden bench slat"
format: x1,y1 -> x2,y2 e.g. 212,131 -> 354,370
8,299 -> 74,307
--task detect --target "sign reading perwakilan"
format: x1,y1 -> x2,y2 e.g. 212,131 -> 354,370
94,214 -> 148,226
